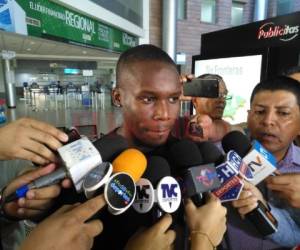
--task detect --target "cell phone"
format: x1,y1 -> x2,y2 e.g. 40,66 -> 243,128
189,122 -> 203,137
183,78 -> 219,98
245,200 -> 278,236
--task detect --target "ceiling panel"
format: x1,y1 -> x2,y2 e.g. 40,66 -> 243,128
0,30 -> 119,62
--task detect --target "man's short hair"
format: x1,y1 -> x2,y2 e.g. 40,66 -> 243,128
116,44 -> 177,85
250,76 -> 300,106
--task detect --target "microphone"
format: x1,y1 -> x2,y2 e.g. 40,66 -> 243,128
133,156 -> 181,220
5,135 -> 130,203
4,137 -> 102,203
168,139 -> 220,206
82,148 -> 147,214
194,141 -> 246,202
196,141 -> 224,165
112,148 -> 147,182
221,131 -> 278,236
222,130 -> 277,185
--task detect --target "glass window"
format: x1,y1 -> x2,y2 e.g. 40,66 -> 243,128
277,0 -> 294,16
231,1 -> 244,26
90,0 -> 143,27
177,0 -> 187,20
201,0 -> 216,23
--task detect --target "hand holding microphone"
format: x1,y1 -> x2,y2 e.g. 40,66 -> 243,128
185,193 -> 227,249
4,133 -> 130,204
1,164 -> 65,220
222,131 -> 278,236
232,181 -> 266,215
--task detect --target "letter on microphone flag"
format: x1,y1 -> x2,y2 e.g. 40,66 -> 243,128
243,141 -> 277,185
212,162 -> 244,202
226,150 -> 253,181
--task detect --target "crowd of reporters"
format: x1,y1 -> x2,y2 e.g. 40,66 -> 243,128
1,44 -> 300,250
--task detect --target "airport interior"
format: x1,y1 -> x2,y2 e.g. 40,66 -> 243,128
1,0 -> 300,250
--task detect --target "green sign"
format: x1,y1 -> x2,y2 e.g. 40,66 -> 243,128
14,0 -> 138,52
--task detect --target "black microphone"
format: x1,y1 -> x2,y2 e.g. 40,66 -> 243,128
93,133 -> 129,162
133,156 -> 181,223
168,139 -> 221,206
221,131 -> 278,236
222,130 -> 252,158
196,141 -> 224,165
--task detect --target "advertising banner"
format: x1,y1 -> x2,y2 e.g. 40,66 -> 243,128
0,0 -> 138,52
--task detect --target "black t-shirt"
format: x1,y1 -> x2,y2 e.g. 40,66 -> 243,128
56,131 -> 185,250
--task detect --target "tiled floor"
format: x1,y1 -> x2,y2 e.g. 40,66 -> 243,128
3,91 -> 123,137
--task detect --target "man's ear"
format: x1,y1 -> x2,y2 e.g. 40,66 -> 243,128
112,88 -> 122,107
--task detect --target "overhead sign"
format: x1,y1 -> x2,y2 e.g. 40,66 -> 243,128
0,0 -> 138,53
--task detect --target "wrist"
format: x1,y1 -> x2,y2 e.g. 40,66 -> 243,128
190,230 -> 216,250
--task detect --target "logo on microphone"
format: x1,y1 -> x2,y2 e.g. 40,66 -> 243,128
136,185 -> 150,199
195,168 -> 217,187
157,176 -> 181,213
132,178 -> 155,213
161,184 -> 178,199
248,155 -> 262,172
104,173 -> 136,214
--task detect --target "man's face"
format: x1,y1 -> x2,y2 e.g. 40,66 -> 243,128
115,60 -> 181,146
193,80 -> 227,119
247,90 -> 300,160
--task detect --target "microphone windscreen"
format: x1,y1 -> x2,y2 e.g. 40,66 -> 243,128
112,148 -> 147,182
196,141 -> 223,165
168,139 -> 203,171
143,156 -> 171,186
222,131 -> 252,157
93,133 -> 129,161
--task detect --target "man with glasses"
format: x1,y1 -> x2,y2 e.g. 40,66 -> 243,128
183,74 -> 244,146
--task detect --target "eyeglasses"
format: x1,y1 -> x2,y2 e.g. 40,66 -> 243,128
218,93 -> 232,101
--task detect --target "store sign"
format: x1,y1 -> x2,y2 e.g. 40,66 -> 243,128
257,22 -> 299,42
0,0 -> 138,52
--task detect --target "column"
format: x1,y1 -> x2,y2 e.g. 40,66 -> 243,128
2,50 -> 16,108
162,0 -> 177,60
